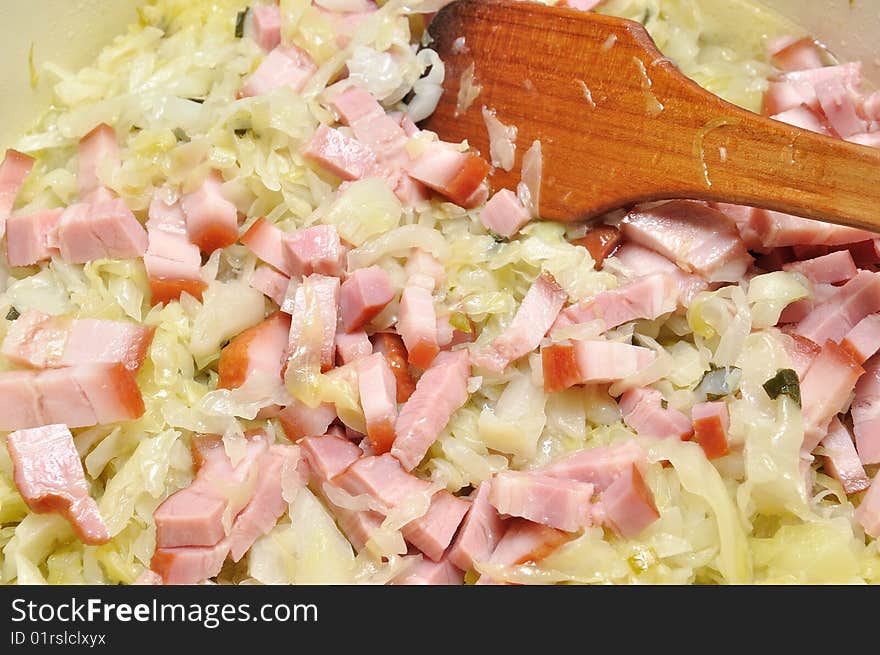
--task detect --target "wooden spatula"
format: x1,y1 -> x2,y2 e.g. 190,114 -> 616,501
421,0 -> 880,228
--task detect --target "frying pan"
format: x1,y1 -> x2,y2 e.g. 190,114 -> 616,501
0,0 -> 877,150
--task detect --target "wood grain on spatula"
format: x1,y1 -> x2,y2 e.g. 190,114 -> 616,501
422,0 -> 880,228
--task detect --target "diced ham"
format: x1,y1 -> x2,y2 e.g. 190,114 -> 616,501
239,44 -> 316,97
613,243 -> 708,305
820,417 -> 870,494
372,332 -> 416,402
78,123 -> 119,202
144,197 -> 205,305
133,570 -> 163,585
815,78 -> 867,138
241,217 -> 293,275
340,265 -> 394,333
762,62 -> 862,116
405,142 -> 490,207
248,3 -> 281,51
473,273 -> 567,374
357,353 -> 398,454
228,445 -> 305,561
621,201 -> 752,282
769,37 -> 825,72
570,224 -> 621,268
404,249 -> 446,291
852,357 -> 880,465
5,208 -> 63,266
249,265 -> 289,306
300,434 -> 363,481
150,540 -> 229,585
283,224 -> 345,278
782,250 -> 857,284
6,424 -> 109,545
780,333 -> 821,381
397,284 -> 439,369
557,0 -> 603,11
332,504 -> 384,553
476,519 -> 567,584
401,490 -> 469,562
691,401 -> 731,459
800,340 -> 864,452
855,474 -> 880,538
489,471 -> 595,532
392,349 -> 470,471
181,173 -> 238,253
286,273 -> 340,372
599,464 -> 659,538
749,209 -> 874,247
795,271 -> 880,345
394,556 -> 464,585
0,364 -> 144,430
61,319 -> 153,373
542,340 -> 656,392
218,311 -> 290,389
448,482 -> 507,571
0,149 -> 35,239
619,387 -> 693,440
335,453 -> 433,508
841,314 -> 880,364
55,198 -> 148,263
336,329 -> 372,364
303,125 -> 379,181
479,189 -> 531,237
153,487 -> 227,548
278,399 -> 337,441
539,440 -> 647,490
554,273 -> 677,333
778,283 -> 836,325
770,105 -> 831,135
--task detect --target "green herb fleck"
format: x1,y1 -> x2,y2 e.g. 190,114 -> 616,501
762,368 -> 801,406
187,97 -> 206,104
235,8 -> 249,39
234,128 -> 249,138
5,307 -> 20,321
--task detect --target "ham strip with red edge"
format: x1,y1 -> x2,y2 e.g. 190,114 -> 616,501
372,332 -> 416,402
0,149 -> 35,239
393,556 -> 464,585
489,471 -> 595,532
553,273 -> 677,333
302,125 -> 379,181
619,387 -> 693,440
340,265 -> 394,333
285,273 -> 340,373
405,142 -> 490,206
335,453 -> 433,508
479,189 -> 531,238
800,340 -> 864,453
5,208 -> 63,266
55,198 -> 148,263
300,435 -> 363,481
397,284 -> 439,369
357,353 -> 398,455
473,272 -> 566,374
78,124 -> 120,202
218,311 -> 290,389
150,540 -> 229,585
612,243 -> 708,306
401,490 -> 469,562
392,349 -> 470,471
542,340 -> 656,392
6,424 -> 110,545
749,208 -> 875,247
181,173 -> 238,254
769,36 -> 825,72
570,224 -> 621,268
840,314 -> 880,364
539,440 -> 647,490
283,224 -> 345,278
621,201 -> 752,282
144,196 -> 205,305
852,357 -> 880,465
0,363 -> 144,431
820,417 -> 870,494
598,464 -> 660,538
476,519 -> 568,585
239,44 -> 316,97
448,481 -> 506,571
691,401 -> 731,460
